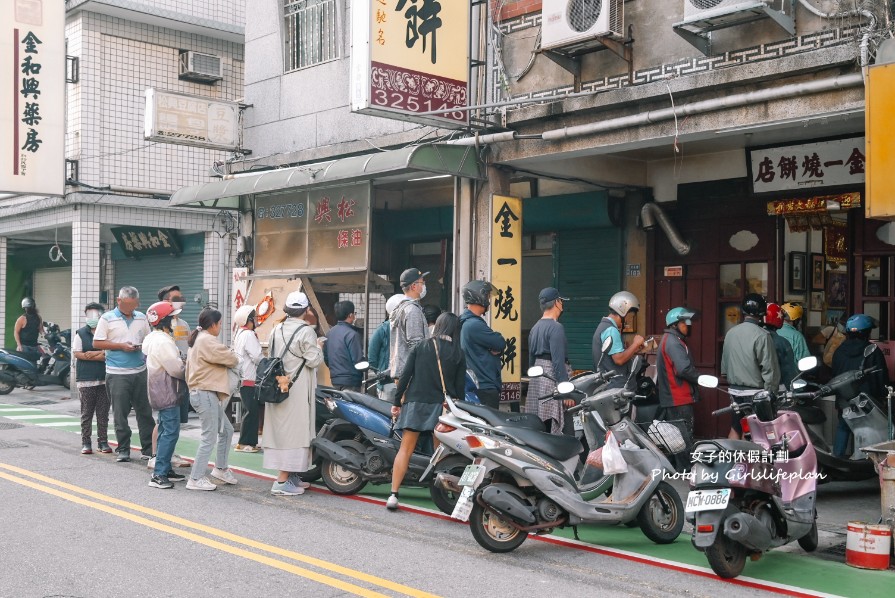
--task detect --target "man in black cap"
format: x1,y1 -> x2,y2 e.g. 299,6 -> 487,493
389,268 -> 429,381
524,287 -> 573,435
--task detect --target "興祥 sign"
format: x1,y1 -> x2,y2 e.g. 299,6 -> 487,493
1,0 -> 65,196
144,89 -> 240,151
351,0 -> 470,128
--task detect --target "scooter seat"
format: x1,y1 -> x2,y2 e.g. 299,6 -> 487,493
338,389 -> 394,418
453,401 -> 545,431
496,426 -> 582,461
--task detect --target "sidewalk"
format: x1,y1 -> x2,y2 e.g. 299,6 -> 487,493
2,384 -> 893,597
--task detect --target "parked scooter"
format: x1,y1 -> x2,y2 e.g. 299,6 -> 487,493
787,344 -> 889,482
453,355 -> 685,553
0,322 -> 71,393
688,356 -> 835,579
39,322 -> 72,389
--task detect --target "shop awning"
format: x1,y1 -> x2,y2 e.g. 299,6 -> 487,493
168,143 -> 484,210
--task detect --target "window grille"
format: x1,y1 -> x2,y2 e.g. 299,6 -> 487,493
284,0 -> 340,72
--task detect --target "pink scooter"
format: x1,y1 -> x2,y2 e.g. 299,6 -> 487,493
688,356 -> 834,578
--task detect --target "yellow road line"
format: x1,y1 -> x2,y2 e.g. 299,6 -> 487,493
0,463 -> 440,598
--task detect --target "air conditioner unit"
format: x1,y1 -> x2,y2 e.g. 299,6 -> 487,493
541,0 -> 624,53
179,51 -> 223,83
674,1 -> 794,54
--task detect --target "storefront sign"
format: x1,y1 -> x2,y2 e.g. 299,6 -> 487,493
749,137 -> 865,194
491,195 -> 522,402
664,266 -> 683,278
254,183 -> 371,274
1,0 -> 65,196
766,192 -> 862,215
144,88 -> 240,151
231,267 -> 248,335
351,0 -> 469,128
111,227 -> 182,258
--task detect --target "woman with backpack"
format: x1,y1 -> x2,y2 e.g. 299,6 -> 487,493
387,312 -> 466,511
232,305 -> 263,453
263,291 -> 324,496
185,308 -> 240,491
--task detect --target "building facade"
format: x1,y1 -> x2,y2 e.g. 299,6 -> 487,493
0,0 -> 245,349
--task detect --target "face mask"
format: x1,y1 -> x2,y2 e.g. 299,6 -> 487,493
419,284 -> 427,299
171,302 -> 186,311
86,318 -> 99,328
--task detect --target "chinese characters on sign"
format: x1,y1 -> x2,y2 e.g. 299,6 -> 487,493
111,227 -> 182,258
231,267 -> 249,335
749,137 -> 865,193
351,0 -> 469,127
2,0 -> 65,195
254,184 -> 372,273
144,89 -> 240,151
491,196 -> 523,402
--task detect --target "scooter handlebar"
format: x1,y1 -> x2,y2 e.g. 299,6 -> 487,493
712,405 -> 735,416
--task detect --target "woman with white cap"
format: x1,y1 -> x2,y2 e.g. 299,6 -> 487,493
264,290 -> 325,495
233,305 -> 263,452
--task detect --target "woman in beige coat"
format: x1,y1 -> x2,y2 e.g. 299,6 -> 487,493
263,291 -> 324,496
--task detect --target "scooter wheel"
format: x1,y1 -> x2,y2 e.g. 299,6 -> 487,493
428,454 -> 471,515
469,501 -> 528,553
62,371 -> 71,390
0,377 -> 14,395
705,533 -> 747,579
798,519 -> 819,552
636,481 -> 684,544
320,440 -> 368,495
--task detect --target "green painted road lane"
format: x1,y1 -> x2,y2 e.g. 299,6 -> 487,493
3,403 -> 892,598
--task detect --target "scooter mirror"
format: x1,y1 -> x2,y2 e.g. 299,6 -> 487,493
528,366 -> 544,377
792,379 -> 808,389
354,361 -> 370,370
797,356 -> 818,372
625,355 -> 643,389
698,374 -> 719,388
556,381 -> 575,394
864,344 -> 878,358
601,336 -> 612,353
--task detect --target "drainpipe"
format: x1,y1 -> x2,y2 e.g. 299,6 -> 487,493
796,0 -> 876,80
640,202 -> 691,256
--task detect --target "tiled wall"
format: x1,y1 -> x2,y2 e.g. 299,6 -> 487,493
70,220 -> 101,335
340,292 -> 388,348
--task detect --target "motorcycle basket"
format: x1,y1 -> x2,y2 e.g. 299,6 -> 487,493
645,420 -> 688,454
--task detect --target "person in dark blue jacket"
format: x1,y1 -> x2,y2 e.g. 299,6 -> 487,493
459,280 -> 506,409
324,300 -> 364,391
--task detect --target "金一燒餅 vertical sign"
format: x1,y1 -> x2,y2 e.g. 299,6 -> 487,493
351,0 -> 469,128
491,196 -> 522,402
1,0 -> 65,196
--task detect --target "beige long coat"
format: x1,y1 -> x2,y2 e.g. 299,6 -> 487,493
262,318 -> 323,450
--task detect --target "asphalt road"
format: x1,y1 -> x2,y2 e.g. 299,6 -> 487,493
0,420 -> 787,598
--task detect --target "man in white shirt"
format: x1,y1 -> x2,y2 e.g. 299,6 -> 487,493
93,286 -> 153,462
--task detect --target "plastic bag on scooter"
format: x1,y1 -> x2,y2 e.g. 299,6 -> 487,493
602,431 -> 628,474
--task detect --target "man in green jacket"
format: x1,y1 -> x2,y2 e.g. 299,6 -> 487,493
778,302 -> 811,362
721,293 -> 780,439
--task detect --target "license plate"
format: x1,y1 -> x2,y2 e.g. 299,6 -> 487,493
573,412 -> 585,432
458,464 -> 485,487
685,489 -> 731,513
451,486 -> 476,522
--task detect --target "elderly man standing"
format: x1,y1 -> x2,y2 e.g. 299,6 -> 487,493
93,286 -> 153,462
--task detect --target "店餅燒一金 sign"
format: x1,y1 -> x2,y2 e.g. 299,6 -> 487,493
351,0 -> 469,128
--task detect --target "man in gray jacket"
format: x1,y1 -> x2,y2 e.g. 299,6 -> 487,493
720,293 -> 780,439
389,268 -> 429,381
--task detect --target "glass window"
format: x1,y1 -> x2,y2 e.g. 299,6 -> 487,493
863,257 -> 887,297
745,262 -> 768,296
284,0 -> 340,72
719,264 -> 741,299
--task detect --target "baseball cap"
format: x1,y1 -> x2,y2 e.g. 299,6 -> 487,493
285,291 -> 309,310
538,287 -> 568,307
146,301 -> 181,325
400,268 -> 429,287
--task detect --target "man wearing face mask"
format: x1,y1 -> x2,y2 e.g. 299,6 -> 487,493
72,303 -> 110,455
389,268 -> 429,382
656,307 -> 700,470
459,280 -> 506,410
158,285 -> 191,357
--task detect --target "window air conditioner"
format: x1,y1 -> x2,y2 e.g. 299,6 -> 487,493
179,51 -> 223,83
541,0 -> 624,53
683,0 -> 788,24
674,1 -> 794,54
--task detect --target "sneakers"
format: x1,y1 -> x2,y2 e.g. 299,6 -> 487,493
287,473 -> 311,489
81,444 -> 93,455
271,480 -> 304,495
140,453 -> 152,461
235,444 -> 260,453
146,456 -> 156,469
148,475 -> 174,489
165,471 -> 186,482
116,452 -> 131,463
386,494 -> 399,511
97,442 -> 112,453
171,454 -> 190,467
210,468 -> 238,485
186,476 -> 217,491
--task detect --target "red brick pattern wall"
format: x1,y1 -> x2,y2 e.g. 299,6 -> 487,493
491,0 -> 542,21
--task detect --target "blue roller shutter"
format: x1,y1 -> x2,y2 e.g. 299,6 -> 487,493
555,227 -> 622,370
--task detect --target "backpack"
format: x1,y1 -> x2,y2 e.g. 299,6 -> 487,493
255,324 -> 306,404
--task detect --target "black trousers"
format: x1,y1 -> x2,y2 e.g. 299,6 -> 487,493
237,385 -> 260,447
475,388 -> 501,410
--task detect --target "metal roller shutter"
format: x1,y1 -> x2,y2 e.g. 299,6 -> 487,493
555,227 -> 622,370
33,268 -> 73,329
114,253 -> 204,328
